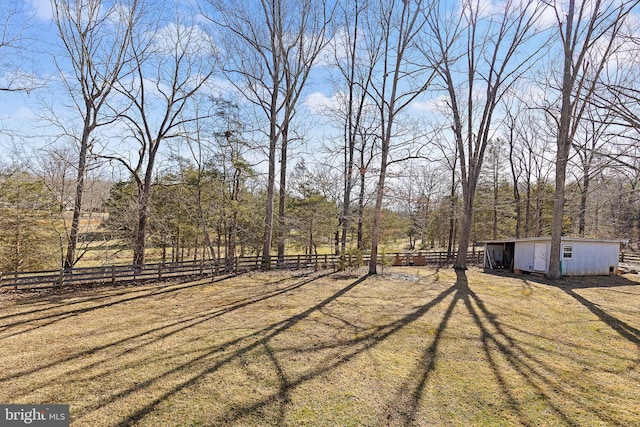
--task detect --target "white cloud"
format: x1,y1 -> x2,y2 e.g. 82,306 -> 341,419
305,91 -> 343,116
412,95 -> 448,113
28,0 -> 53,21
13,106 -> 37,120
471,0 -> 507,17
153,23 -> 216,57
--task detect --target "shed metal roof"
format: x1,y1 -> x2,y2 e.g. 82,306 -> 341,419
482,237 -> 628,245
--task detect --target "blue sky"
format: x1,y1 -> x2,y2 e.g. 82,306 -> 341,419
2,0 -> 640,177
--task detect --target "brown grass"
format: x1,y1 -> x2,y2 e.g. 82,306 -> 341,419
1,268 -> 639,426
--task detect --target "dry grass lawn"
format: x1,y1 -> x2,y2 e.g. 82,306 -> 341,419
1,267 -> 639,426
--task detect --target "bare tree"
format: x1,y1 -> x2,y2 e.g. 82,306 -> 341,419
427,0 -> 546,269
204,0 -> 333,269
503,101 -> 551,239
327,0 -> 379,257
486,139 -> 506,240
505,108 -> 523,238
355,125 -> 378,251
544,0 -> 639,279
0,0 -> 37,93
590,43 -> 640,174
570,110 -> 615,236
365,0 -> 439,275
52,0 -> 139,268
104,11 -> 215,265
392,162 -> 442,250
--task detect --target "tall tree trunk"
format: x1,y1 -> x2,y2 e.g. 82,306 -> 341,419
54,0 -> 136,269
132,140 -> 161,267
447,195 -> 455,257
579,165 -> 590,236
64,125 -> 91,269
277,126 -> 289,267
368,150 -> 388,275
195,185 -> 217,263
524,151 -> 533,238
535,183 -> 543,237
133,177 -> 152,266
524,179 -> 531,237
492,179 -> 499,240
548,142 -> 569,278
508,127 -> 521,238
340,143 -> 354,255
227,171 -> 240,271
261,124 -> 278,270
357,169 -> 365,250
514,191 -> 522,239
546,0 -> 631,278
548,0 -> 576,280
454,186 -> 473,269
340,23 -> 358,255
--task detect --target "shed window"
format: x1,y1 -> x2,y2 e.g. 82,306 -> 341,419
562,245 -> 573,259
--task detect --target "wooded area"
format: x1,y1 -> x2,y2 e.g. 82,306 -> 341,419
2,0 -> 640,275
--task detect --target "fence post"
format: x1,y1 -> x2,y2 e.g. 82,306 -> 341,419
57,268 -> 64,287
297,255 -> 300,270
158,264 -> 163,280
111,265 -> 116,284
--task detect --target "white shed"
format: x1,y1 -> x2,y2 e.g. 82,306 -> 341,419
483,237 -> 625,276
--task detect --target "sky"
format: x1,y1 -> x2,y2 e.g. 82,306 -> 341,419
2,0 -> 640,179
1,0 -> 218,169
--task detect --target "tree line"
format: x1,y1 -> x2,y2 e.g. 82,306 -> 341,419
1,0 -> 640,278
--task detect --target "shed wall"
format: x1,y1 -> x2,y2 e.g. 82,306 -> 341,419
560,241 -> 619,276
513,241 -> 540,272
511,239 -> 619,275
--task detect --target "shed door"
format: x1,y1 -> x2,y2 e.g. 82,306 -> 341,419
534,242 -> 546,272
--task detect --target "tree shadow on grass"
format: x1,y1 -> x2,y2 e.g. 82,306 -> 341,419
562,287 -> 640,346
382,268 -> 638,426
0,272 -> 328,387
378,269 -> 569,426
0,275 -> 236,332
509,272 -> 640,347
0,269 -> 324,339
110,275 -> 369,426
463,270 -> 639,427
108,274 -> 461,426
158,269 -> 635,427
10,268 -> 638,426
376,271 -> 459,426
456,270 -> 580,427
1,268 -> 316,321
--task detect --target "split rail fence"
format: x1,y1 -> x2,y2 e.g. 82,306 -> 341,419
0,251 -> 484,291
619,251 -> 640,264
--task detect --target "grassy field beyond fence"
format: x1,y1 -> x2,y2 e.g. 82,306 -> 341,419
1,267 -> 638,426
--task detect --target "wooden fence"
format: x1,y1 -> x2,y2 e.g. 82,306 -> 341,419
0,251 -> 484,291
619,251 -> 640,264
